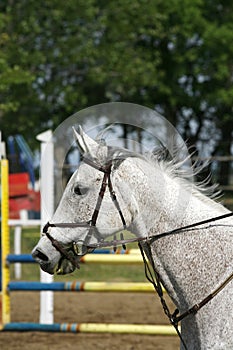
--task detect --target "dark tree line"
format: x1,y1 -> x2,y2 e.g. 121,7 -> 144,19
0,0 -> 232,184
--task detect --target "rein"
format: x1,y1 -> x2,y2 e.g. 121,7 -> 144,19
43,156 -> 233,349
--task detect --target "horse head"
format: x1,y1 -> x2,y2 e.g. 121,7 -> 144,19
32,126 -> 138,274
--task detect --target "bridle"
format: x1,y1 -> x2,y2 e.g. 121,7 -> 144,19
43,156 -> 233,349
43,157 -> 127,265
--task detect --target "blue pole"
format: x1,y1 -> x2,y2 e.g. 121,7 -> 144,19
3,322 -> 61,332
8,281 -> 83,291
6,249 -> 132,264
7,254 -> 36,263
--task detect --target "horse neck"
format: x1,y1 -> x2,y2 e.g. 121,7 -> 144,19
128,160 -> 233,349
128,157 -> 229,233
126,158 -> 232,300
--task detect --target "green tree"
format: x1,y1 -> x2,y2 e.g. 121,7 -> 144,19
0,10 -> 35,121
0,0 -> 99,146
0,0 -> 232,184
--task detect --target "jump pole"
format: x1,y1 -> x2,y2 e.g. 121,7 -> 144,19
6,253 -> 146,264
3,322 -> 179,335
0,158 -> 11,327
36,130 -> 54,324
79,254 -> 145,264
8,281 -> 159,293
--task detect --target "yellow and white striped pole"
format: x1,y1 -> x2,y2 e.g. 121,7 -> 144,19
0,159 -> 11,327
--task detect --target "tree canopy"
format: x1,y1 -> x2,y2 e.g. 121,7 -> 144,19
0,0 -> 232,183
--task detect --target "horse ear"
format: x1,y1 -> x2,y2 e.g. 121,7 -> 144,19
72,126 -> 107,160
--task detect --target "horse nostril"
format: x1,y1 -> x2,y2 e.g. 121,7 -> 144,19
33,249 -> 49,262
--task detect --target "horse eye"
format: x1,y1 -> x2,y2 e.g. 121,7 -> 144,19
73,184 -> 88,196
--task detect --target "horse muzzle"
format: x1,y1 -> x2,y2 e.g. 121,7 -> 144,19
32,235 -> 79,275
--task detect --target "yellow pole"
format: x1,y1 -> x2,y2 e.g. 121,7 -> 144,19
80,254 -> 145,264
0,159 -> 10,327
76,323 -> 179,335
83,282 -> 155,293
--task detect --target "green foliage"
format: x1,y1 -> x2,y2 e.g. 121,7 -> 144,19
0,0 -> 232,182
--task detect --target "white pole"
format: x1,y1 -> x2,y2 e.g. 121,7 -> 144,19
36,130 -> 54,324
13,210 -> 29,279
14,226 -> 22,279
0,130 -> 6,159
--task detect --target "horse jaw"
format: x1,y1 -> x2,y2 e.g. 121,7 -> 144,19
32,233 -> 79,275
72,126 -> 108,161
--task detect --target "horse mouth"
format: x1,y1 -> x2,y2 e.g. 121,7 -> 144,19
55,254 -> 80,275
32,246 -> 81,275
38,256 -> 79,275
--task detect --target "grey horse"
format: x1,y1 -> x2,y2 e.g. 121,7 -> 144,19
32,126 -> 233,349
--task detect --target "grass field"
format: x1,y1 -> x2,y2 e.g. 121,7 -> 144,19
9,227 -> 147,283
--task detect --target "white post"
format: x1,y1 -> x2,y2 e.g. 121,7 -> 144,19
14,210 -> 29,279
36,130 -> 54,324
14,226 -> 22,279
0,131 -> 6,159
